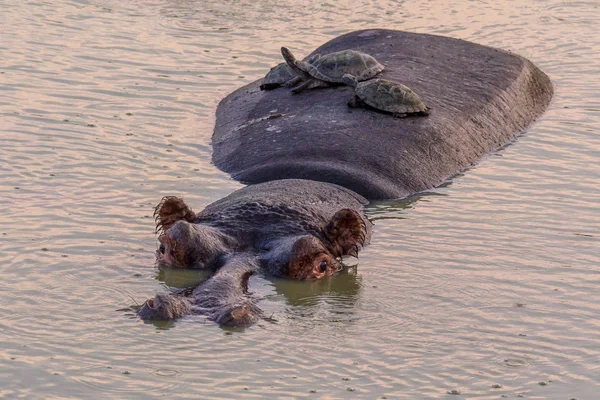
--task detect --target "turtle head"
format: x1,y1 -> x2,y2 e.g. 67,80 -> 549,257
342,74 -> 359,88
281,47 -> 297,64
281,47 -> 311,78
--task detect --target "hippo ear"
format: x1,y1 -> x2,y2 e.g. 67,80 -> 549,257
323,209 -> 367,258
154,196 -> 197,234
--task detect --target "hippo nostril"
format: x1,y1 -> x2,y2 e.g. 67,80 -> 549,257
159,244 -> 165,254
319,261 -> 328,273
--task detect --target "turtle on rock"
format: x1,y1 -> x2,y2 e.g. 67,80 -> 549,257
342,74 -> 430,118
281,47 -> 384,94
260,63 -> 296,90
259,54 -> 321,91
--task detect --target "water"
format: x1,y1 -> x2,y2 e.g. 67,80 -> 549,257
1,0 -> 598,398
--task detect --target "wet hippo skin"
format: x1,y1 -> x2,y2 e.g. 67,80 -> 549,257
212,29 -> 553,200
137,254 -> 261,327
140,30 -> 554,326
139,179 -> 372,326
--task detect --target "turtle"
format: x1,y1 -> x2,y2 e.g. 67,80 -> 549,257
342,74 -> 430,118
260,63 -> 295,90
259,54 -> 321,91
281,47 -> 384,94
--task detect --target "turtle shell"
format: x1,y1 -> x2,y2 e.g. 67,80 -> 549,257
260,63 -> 294,90
355,79 -> 428,115
305,50 -> 384,83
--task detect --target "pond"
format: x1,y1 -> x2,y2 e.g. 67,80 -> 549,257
1,0 -> 598,398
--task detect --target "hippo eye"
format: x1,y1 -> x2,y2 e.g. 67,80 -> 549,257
319,260 -> 328,273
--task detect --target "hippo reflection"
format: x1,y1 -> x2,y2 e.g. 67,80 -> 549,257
138,179 -> 372,326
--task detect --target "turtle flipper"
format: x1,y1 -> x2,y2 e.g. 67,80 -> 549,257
290,78 -> 314,94
284,76 -> 302,88
291,78 -> 331,94
347,95 -> 362,108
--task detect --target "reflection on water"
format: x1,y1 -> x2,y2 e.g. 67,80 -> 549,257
1,0 -> 599,398
367,190 -> 449,221
154,264 -> 213,288
270,267 -> 362,309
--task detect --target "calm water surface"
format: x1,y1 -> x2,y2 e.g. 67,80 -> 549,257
1,0 -> 598,399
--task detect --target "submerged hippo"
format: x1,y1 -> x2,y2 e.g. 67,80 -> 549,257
138,179 -> 372,326
138,30 -> 553,327
213,29 -> 553,200
138,254 -> 261,326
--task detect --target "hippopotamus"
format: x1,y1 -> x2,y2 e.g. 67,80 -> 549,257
138,179 -> 372,326
138,29 -> 553,327
212,29 -> 553,200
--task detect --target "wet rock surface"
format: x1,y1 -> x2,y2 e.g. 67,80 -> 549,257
213,29 -> 553,200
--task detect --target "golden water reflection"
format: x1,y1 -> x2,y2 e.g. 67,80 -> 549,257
0,0 -> 599,398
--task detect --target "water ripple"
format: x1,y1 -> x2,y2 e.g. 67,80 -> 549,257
1,0 -> 599,398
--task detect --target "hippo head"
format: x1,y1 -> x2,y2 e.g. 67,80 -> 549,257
153,196 -> 368,280
157,220 -> 233,269
261,209 -> 367,280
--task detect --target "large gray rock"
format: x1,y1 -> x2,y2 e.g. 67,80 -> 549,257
212,29 -> 553,200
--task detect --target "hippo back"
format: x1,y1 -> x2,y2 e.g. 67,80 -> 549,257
197,179 -> 372,244
212,29 -> 553,200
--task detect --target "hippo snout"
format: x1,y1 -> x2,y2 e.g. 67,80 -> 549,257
137,292 -> 191,321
